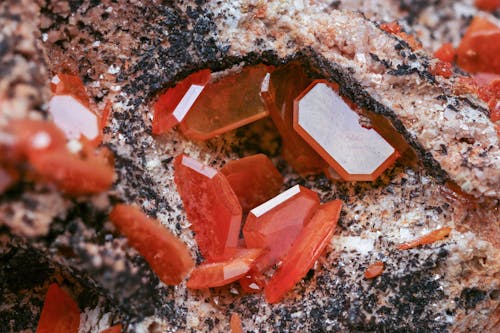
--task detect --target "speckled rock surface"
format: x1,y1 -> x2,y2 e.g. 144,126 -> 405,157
0,0 -> 499,332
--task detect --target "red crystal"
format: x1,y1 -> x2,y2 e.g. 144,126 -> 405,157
242,185 -> 320,272
261,63 -> 327,175
179,65 -> 272,140
293,80 -> 399,181
430,61 -> 453,78
475,0 -> 500,12
456,16 -> 500,74
238,270 -> 266,294
264,200 -> 342,303
220,154 -> 283,212
186,248 -> 263,289
49,74 -> 99,140
109,204 -> 194,285
152,69 -> 211,135
364,261 -> 384,279
174,154 -> 242,261
36,284 -> 80,333
434,43 -> 455,63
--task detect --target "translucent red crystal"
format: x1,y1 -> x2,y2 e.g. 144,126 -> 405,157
430,61 -> 453,78
109,204 -> 194,285
186,248 -> 263,289
364,261 -> 384,279
179,64 -> 272,140
238,270 -> 266,294
174,154 -> 242,261
293,80 -> 399,181
475,0 -> 500,11
264,200 -> 342,303
261,63 -> 327,175
434,43 -> 455,63
243,185 -> 320,272
152,69 -> 211,135
49,74 -> 100,140
36,284 -> 80,333
220,154 -> 283,212
456,16 -> 500,74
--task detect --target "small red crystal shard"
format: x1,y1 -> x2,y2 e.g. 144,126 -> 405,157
294,80 -> 399,181
186,248 -> 263,289
220,154 -> 283,212
152,69 -> 211,135
364,261 -> 384,279
100,325 -> 122,333
434,43 -> 455,63
110,204 -> 194,285
261,63 -> 327,175
430,61 -> 453,78
264,200 -> 342,303
36,284 -> 80,333
49,74 -> 100,141
230,313 -> 244,333
397,227 -> 452,250
238,270 -> 266,294
243,185 -> 320,272
179,65 -> 272,140
456,16 -> 500,74
174,154 -> 242,261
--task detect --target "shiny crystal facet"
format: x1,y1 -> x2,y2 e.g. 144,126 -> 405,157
220,154 -> 283,212
294,81 -> 399,181
152,69 -> 211,135
179,65 -> 271,140
49,74 -> 98,140
242,185 -> 320,271
174,154 -> 242,261
261,63 -> 327,175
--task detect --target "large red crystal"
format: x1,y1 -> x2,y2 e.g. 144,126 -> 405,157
49,74 -> 99,140
179,65 -> 272,140
36,284 -> 80,333
456,16 -> 500,74
261,63 -> 327,175
264,200 -> 342,303
243,185 -> 320,272
152,69 -> 211,135
109,204 -> 194,285
220,154 -> 283,212
186,248 -> 263,289
174,154 -> 242,261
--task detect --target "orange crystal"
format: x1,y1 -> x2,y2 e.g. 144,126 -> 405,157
109,204 -> 194,285
36,284 -> 80,333
230,313 -> 244,333
264,200 -> 342,303
174,154 -> 242,261
434,43 -> 455,63
261,63 -> 327,175
152,69 -> 211,135
220,154 -> 283,212
243,184 -> 320,272
179,65 -> 272,140
364,261 -> 385,279
186,248 -> 263,289
293,80 -> 399,181
456,16 -> 500,74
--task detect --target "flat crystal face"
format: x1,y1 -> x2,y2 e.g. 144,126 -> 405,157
294,81 -> 398,180
49,95 -> 99,140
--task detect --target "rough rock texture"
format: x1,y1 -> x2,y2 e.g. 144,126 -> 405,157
0,0 -> 499,332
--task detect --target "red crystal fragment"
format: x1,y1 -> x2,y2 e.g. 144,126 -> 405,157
36,284 -> 80,333
179,65 -> 272,140
380,21 -> 422,50
364,261 -> 384,279
220,154 -> 283,212
230,313 -> 244,333
434,43 -> 455,63
186,248 -> 263,289
238,270 -> 266,294
243,185 -> 320,272
264,200 -> 342,303
49,74 -> 100,141
475,0 -> 500,11
430,61 -> 453,78
152,69 -> 211,135
261,63 -> 327,175
456,16 -> 500,74
174,154 -> 242,261
109,204 -> 194,285
397,227 -> 452,250
100,325 -> 122,333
